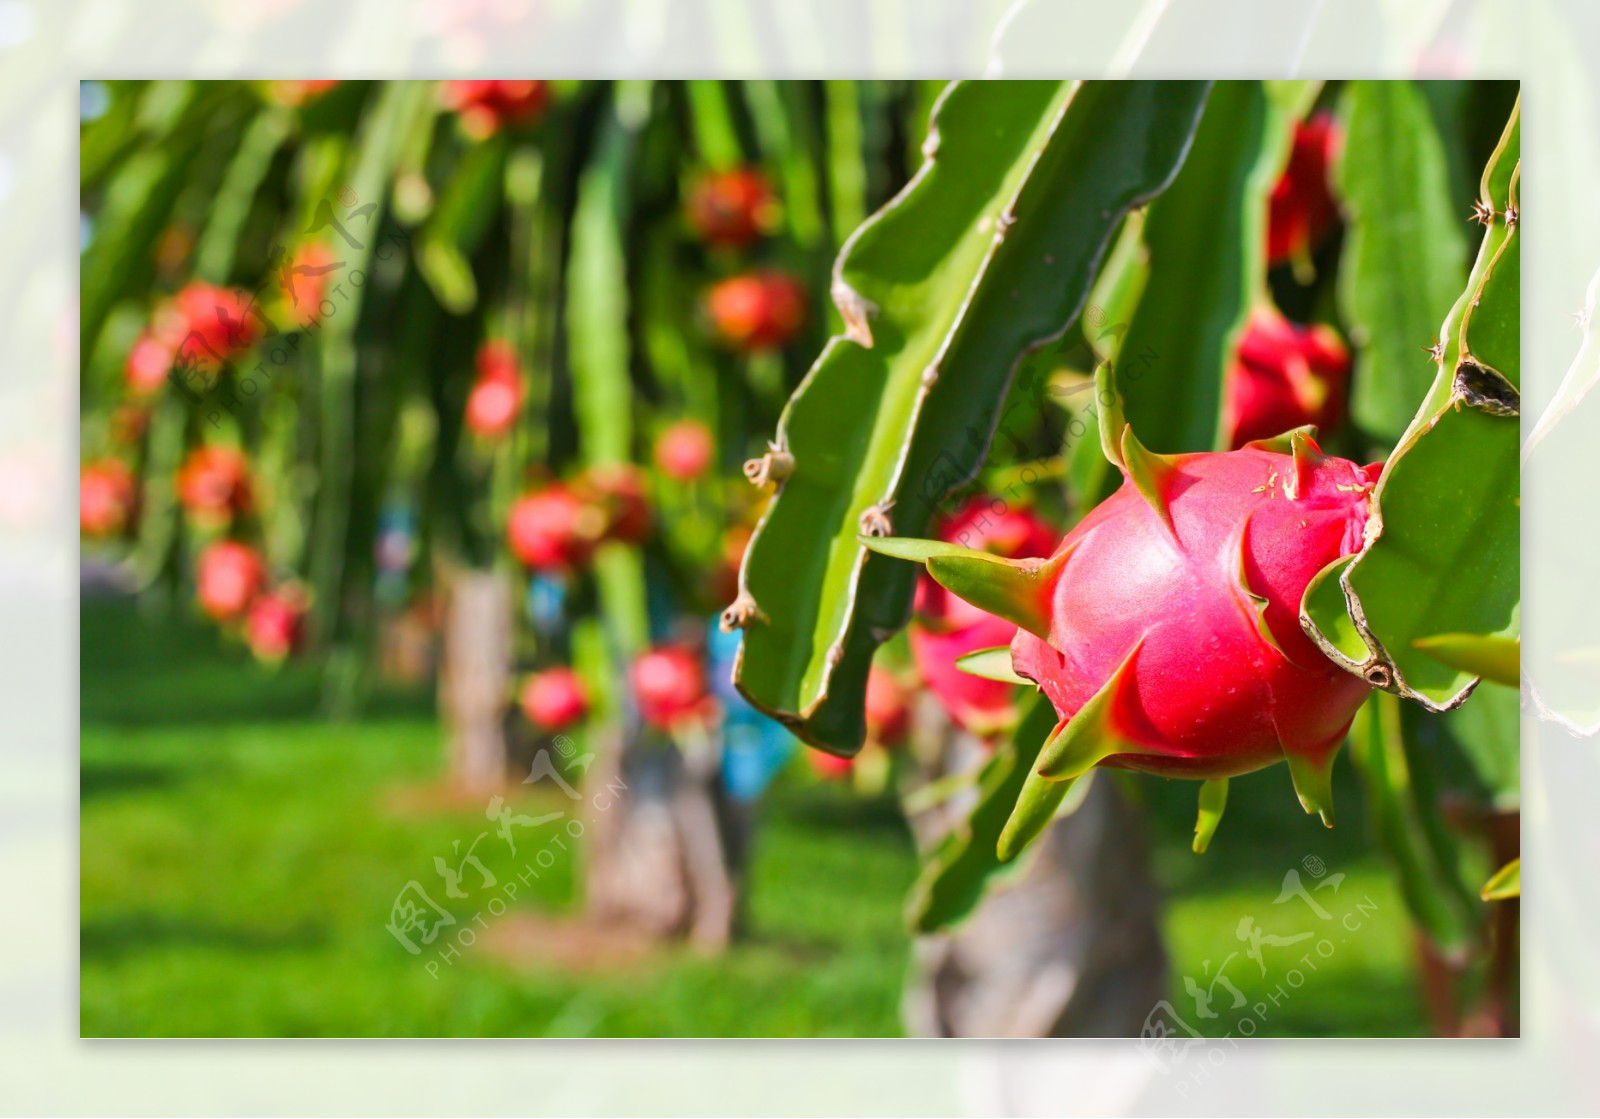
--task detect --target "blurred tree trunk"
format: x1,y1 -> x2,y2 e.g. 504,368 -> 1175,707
584,726 -> 745,952
439,568 -> 513,797
902,723 -> 1168,1038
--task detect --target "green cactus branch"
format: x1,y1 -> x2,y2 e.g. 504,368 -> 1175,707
1302,95 -> 1521,712
732,79 -> 1211,753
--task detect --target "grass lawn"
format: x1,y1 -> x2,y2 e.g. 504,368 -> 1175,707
80,597 -> 1429,1037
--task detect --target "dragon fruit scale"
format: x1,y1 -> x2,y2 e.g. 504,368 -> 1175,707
864,367 -> 1379,856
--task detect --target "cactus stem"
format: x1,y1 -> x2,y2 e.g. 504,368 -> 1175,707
1192,777 -> 1229,854
1036,638 -> 1149,780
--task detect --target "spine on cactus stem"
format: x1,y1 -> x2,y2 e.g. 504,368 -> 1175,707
865,364 -> 1379,859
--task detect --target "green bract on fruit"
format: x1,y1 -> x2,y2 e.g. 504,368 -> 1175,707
866,367 -> 1380,856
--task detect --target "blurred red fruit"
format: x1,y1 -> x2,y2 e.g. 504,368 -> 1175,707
707,271 -> 807,351
197,540 -> 266,621
124,329 -> 177,396
519,667 -> 590,732
630,645 -> 713,730
281,242 -> 341,319
246,587 -> 306,662
507,485 -> 606,571
1268,114 -> 1341,268
80,459 -> 136,537
1222,307 -> 1351,449
864,667 -> 910,746
654,420 -> 715,482
808,749 -> 855,781
441,81 -> 551,138
173,283 -> 262,368
177,445 -> 252,523
686,168 -> 775,248
578,464 -> 651,543
909,497 -> 1056,736
466,340 -> 523,438
465,376 -> 522,438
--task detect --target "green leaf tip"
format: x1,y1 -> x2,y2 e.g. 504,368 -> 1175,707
1192,777 -> 1229,854
1481,857 -> 1520,901
1285,748 -> 1336,828
1414,632 -> 1519,688
1094,363 -> 1128,469
1120,426 -> 1179,534
1244,424 -> 1319,455
955,647 -> 1030,685
926,550 -> 1065,641
860,535 -> 1064,641
1036,639 -> 1148,780
1286,430 -> 1327,501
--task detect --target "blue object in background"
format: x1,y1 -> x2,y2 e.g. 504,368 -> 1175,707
707,618 -> 794,802
525,574 -> 568,636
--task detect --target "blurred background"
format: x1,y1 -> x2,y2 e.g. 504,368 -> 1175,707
79,77 -> 1518,1039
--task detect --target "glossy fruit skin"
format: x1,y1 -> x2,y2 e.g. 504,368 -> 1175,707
177,445 -> 252,523
197,540 -> 266,621
506,485 -> 606,572
441,81 -> 550,138
910,497 -> 1056,735
686,168 -> 774,248
1268,114 -> 1341,267
707,271 -> 807,351
246,589 -> 305,661
864,667 -> 910,746
1223,308 -> 1351,449
654,420 -> 715,482
80,460 -> 136,537
520,667 -> 589,732
630,645 -> 713,730
1010,441 -> 1378,780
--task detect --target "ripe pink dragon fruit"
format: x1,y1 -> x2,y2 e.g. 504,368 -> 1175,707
909,496 -> 1055,737
520,667 -> 589,732
197,540 -> 266,622
631,645 -> 715,730
868,370 -> 1379,853
1223,307 -> 1350,449
246,587 -> 307,662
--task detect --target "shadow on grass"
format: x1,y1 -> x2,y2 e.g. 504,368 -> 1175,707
80,915 -> 329,961
82,596 -> 432,729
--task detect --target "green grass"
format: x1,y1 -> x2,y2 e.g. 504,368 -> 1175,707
81,598 -> 1428,1037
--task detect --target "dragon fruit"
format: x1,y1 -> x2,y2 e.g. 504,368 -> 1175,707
1223,307 -> 1350,449
520,667 -> 589,732
686,168 -> 775,248
866,368 -> 1378,855
864,666 -> 911,747
1268,113 -> 1341,270
909,496 -> 1055,736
